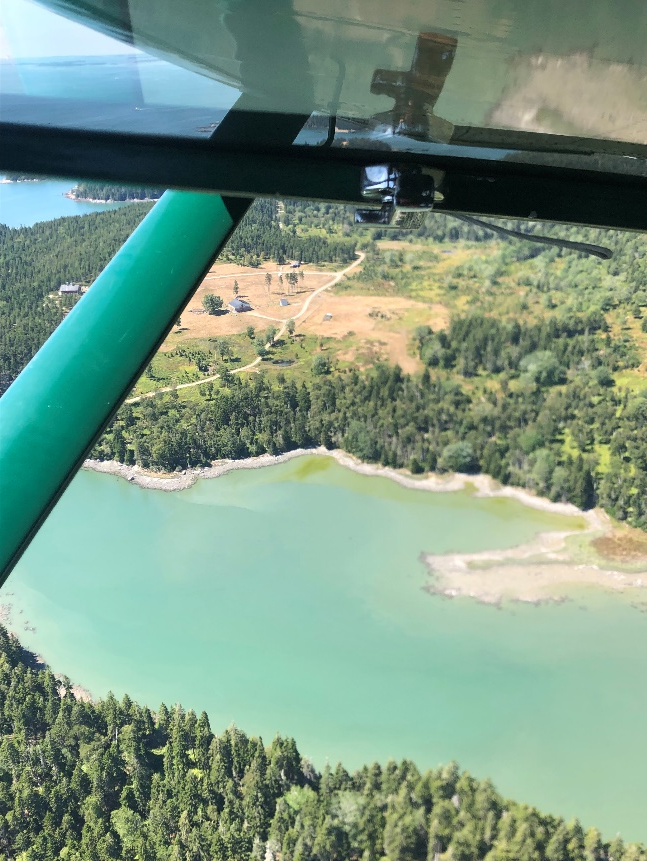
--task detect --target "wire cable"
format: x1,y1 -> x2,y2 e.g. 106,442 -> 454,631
451,213 -> 613,260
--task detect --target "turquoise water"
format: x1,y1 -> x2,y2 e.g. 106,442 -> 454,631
6,456 -> 647,840
0,178 -> 127,228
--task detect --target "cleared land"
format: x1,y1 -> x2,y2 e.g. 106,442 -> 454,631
132,227 -> 647,397
174,257 -> 449,372
299,294 -> 448,373
129,255 -> 366,399
169,264 -> 331,342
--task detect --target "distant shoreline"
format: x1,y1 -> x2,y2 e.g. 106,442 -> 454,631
83,450 -> 647,605
0,177 -> 41,184
64,191 -> 156,204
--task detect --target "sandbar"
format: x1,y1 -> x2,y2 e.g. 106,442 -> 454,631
83,450 -> 647,605
423,532 -> 647,606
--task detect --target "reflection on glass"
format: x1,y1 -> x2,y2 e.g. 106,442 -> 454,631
0,0 -> 240,136
2,0 -> 647,156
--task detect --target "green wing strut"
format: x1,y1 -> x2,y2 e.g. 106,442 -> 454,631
0,191 -> 249,581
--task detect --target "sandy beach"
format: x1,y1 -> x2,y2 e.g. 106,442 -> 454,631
83,450 -> 647,605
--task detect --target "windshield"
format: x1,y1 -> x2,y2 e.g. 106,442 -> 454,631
2,0 -> 647,175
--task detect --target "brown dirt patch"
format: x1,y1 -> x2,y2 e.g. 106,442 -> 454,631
592,529 -> 647,563
299,293 -> 449,373
166,263 -> 331,343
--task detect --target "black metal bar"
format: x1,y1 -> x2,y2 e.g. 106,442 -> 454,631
450,125 -> 647,160
451,214 -> 613,259
0,121 -> 362,202
2,121 -> 647,231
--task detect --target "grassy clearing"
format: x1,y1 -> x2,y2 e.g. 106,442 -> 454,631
595,443 -> 612,474
614,370 -> 647,394
135,230 -> 647,399
132,335 -> 259,396
561,428 -> 581,459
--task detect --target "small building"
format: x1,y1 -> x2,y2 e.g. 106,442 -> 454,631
59,282 -> 82,295
290,260 -> 301,268
229,298 -> 252,313
279,298 -> 289,307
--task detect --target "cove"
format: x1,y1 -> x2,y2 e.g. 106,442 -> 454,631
0,178 -> 127,228
4,456 -> 647,841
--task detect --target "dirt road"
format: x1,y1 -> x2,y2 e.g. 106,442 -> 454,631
126,252 -> 364,404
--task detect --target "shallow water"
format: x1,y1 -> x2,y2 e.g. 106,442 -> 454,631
0,178 -> 127,228
5,456 -> 647,841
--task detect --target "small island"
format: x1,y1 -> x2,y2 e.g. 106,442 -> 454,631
66,181 -> 164,203
0,172 -> 42,183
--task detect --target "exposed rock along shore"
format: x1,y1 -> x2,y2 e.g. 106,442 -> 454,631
83,448 -> 602,524
82,450 -> 647,606
0,598 -> 93,701
422,531 -> 647,606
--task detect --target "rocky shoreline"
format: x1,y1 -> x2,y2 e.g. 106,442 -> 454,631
83,448 -> 601,521
423,531 -> 647,606
0,598 -> 93,701
82,450 -> 647,606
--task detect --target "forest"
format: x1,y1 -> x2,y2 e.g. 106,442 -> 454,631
222,200 -> 357,267
4,199 -> 647,528
0,201 -> 354,392
94,350 -> 647,528
68,184 -> 165,202
0,624 -> 644,861
0,205 -> 153,391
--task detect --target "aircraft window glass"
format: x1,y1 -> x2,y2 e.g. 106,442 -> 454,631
1,0 -> 240,137
3,0 -> 647,172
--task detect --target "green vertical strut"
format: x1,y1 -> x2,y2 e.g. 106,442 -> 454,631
0,190 -> 249,581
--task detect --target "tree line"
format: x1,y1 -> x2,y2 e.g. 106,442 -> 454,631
0,200 -> 354,393
0,205 -> 153,392
68,184 -> 165,202
0,625 -> 643,860
97,311 -> 647,527
1,174 -> 42,183
414,311 -> 630,379
222,200 -> 357,267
